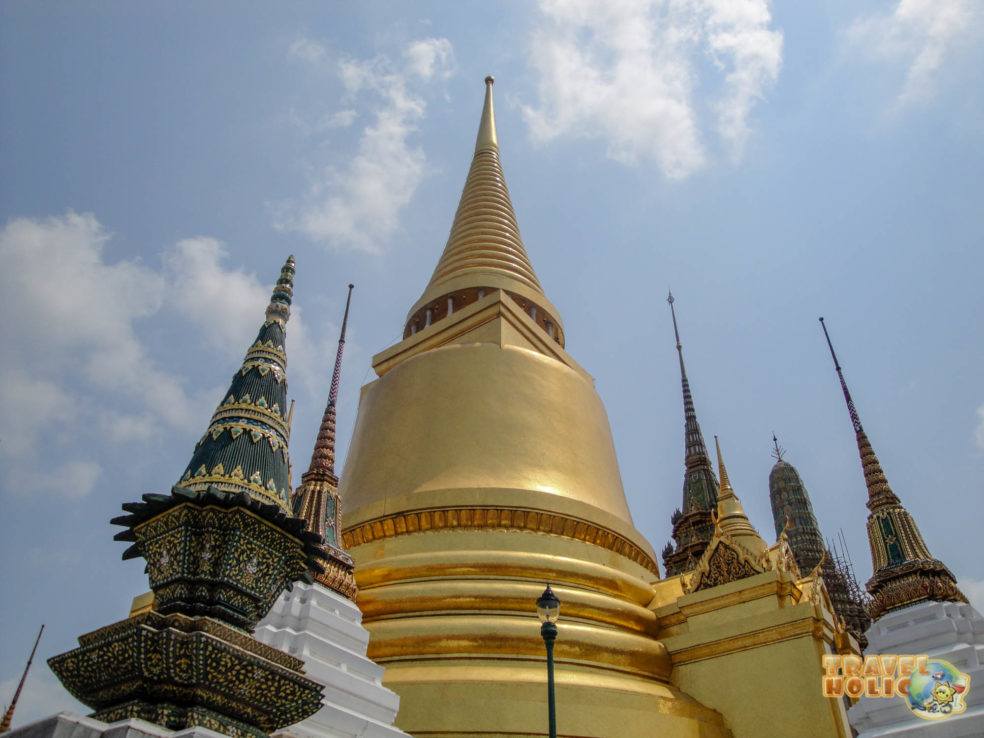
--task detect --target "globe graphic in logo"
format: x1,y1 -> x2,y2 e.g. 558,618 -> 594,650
905,659 -> 970,720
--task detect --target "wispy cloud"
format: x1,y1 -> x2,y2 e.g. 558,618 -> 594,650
0,214 -> 334,499
522,0 -> 782,178
279,37 -> 455,252
0,213 -> 190,497
846,0 -> 983,108
162,236 -> 334,403
164,237 -> 272,360
289,37 -> 327,65
405,38 -> 456,81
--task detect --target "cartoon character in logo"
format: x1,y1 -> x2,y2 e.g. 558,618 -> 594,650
905,659 -> 971,720
923,681 -> 957,714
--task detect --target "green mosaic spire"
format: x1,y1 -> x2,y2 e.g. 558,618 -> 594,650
176,256 -> 296,511
768,438 -> 825,574
769,438 -> 870,642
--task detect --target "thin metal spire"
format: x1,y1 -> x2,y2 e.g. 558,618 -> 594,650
667,290 -> 684,374
0,624 -> 44,733
771,433 -> 784,462
668,292 -> 710,467
305,284 -> 354,481
819,317 -> 899,509
819,317 -> 862,433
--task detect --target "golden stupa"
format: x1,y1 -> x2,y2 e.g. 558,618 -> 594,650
339,78 -> 856,738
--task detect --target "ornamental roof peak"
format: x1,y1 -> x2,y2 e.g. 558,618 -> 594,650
713,436 -> 768,559
475,76 -> 497,153
667,293 -> 714,476
174,257 -> 296,511
405,77 -> 564,347
819,316 -> 966,619
293,284 -> 358,600
303,284 -> 353,485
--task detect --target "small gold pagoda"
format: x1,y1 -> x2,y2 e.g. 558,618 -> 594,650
337,78 -> 857,737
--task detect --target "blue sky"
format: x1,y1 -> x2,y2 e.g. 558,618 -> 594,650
1,1 -> 982,723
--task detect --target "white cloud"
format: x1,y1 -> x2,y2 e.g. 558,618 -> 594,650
0,212 -> 204,438
326,109 -> 358,128
846,0 -> 983,108
522,0 -> 782,178
289,37 -> 327,64
31,460 -> 101,499
164,237 -> 272,359
0,213 -> 191,496
704,0 -> 784,159
0,372 -> 78,457
0,212 -> 340,500
280,38 -> 455,252
405,38 -> 456,80
162,237 -> 334,402
975,403 -> 984,451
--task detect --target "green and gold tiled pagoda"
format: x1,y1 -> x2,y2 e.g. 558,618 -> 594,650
662,292 -> 719,576
768,437 -> 870,643
820,318 -> 967,621
48,257 -> 325,738
176,256 -> 296,508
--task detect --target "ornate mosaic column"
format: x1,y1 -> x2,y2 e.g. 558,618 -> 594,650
49,257 -> 326,738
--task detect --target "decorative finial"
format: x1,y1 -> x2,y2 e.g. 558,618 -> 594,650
772,433 -> 785,461
714,435 -> 733,493
305,284 -> 355,482
819,317 -> 862,433
485,75 -> 494,86
266,255 -> 296,325
475,75 -> 498,152
0,624 -> 44,733
667,290 -> 682,352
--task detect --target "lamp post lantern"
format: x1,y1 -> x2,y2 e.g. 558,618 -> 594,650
536,584 -> 560,738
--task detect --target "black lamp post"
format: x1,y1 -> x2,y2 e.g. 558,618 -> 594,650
536,584 -> 560,738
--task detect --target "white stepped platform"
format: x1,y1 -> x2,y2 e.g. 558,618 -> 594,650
255,583 -> 409,738
4,713 -> 227,738
849,600 -> 984,737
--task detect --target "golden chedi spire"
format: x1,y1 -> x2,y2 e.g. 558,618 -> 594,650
404,76 -> 565,347
337,79 -> 730,737
820,318 -> 966,620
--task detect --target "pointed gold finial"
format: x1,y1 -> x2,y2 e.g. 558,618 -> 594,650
714,436 -> 733,496
404,76 -> 564,347
712,436 -> 768,559
475,75 -> 497,152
